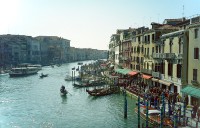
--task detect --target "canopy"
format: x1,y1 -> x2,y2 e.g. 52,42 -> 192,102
158,80 -> 172,86
114,68 -> 131,75
128,71 -> 138,76
181,85 -> 200,98
142,74 -> 152,79
152,78 -> 159,82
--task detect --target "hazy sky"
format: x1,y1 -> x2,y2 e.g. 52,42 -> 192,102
0,0 -> 200,50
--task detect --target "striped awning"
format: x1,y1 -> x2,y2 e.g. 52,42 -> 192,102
152,78 -> 159,82
142,74 -> 152,79
158,80 -> 172,86
128,71 -> 138,76
181,85 -> 200,98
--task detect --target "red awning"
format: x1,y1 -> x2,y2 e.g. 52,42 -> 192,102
100,64 -> 107,66
128,71 -> 138,76
142,74 -> 152,79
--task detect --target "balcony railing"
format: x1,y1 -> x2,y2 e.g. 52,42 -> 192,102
152,71 -> 160,78
191,80 -> 200,86
165,53 -> 175,59
177,54 -> 183,59
152,53 -> 161,59
141,69 -> 152,75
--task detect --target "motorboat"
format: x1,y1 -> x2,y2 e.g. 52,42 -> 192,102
64,75 -> 72,81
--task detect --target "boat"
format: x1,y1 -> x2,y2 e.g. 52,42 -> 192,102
9,67 -> 39,77
60,85 -> 68,96
18,63 -> 42,70
134,105 -> 173,127
40,73 -> 48,78
64,75 -> 72,81
73,80 -> 105,88
86,87 -> 118,96
77,62 -> 83,65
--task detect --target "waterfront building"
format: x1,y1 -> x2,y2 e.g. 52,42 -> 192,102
109,33 -> 120,68
159,29 -> 184,94
131,27 -> 148,72
28,39 -> 41,64
185,16 -> 200,105
120,28 -> 134,69
108,34 -> 116,64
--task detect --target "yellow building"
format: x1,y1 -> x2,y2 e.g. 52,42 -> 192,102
183,16 -> 200,105
159,30 -> 184,94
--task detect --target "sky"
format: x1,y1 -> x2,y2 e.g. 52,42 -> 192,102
0,0 -> 200,50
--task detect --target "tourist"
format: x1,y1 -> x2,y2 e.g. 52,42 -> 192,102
192,103 -> 198,118
198,106 -> 200,122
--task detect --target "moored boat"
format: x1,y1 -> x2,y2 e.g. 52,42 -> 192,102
86,87 -> 118,96
64,75 -> 72,81
134,105 -> 173,127
9,67 -> 39,77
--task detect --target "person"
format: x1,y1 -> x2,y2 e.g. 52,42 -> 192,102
192,103 -> 198,118
197,106 -> 200,122
60,85 -> 65,93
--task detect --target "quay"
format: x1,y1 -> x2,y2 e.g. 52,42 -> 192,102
75,60 -> 200,128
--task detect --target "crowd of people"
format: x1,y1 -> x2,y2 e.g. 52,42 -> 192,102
124,82 -> 200,121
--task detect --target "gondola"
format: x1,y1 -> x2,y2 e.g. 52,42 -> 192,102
86,88 -> 118,96
60,85 -> 68,96
40,74 -> 48,78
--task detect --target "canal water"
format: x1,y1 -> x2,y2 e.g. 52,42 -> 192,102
0,60 -> 139,128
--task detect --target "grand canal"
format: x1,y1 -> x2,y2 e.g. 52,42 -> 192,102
0,60 -> 139,128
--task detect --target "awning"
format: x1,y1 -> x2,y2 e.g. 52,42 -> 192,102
152,78 -> 159,82
128,71 -> 138,76
181,85 -> 200,98
110,64 -> 114,67
100,64 -> 107,66
115,68 -> 122,73
142,74 -> 152,79
121,69 -> 132,75
158,80 -> 172,86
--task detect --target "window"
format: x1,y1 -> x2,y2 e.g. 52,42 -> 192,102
168,63 -> 173,76
195,29 -> 199,39
152,47 -> 154,55
194,48 -> 199,59
177,64 -> 181,78
156,46 -> 158,53
138,36 -> 141,42
148,35 -> 150,43
152,34 -> 155,41
169,40 -> 173,53
178,38 -> 182,54
193,69 -> 197,81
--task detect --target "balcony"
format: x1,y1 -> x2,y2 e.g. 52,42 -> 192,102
177,54 -> 183,59
191,80 -> 200,86
152,53 -> 160,59
141,69 -> 152,75
165,53 -> 175,59
152,71 -> 160,78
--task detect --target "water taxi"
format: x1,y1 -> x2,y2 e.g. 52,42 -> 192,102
9,67 -> 39,77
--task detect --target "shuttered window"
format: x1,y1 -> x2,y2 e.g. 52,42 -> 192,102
194,48 -> 199,59
193,69 -> 197,81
